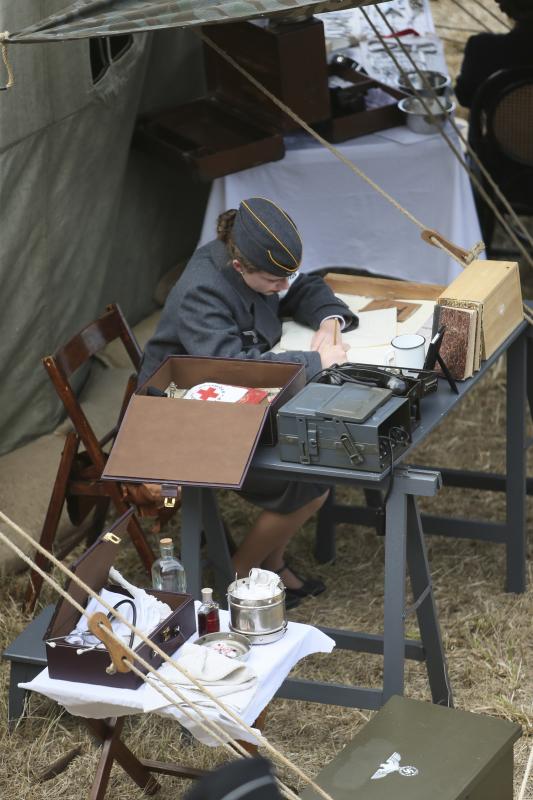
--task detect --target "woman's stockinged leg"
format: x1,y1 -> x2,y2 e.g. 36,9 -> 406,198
231,491 -> 329,590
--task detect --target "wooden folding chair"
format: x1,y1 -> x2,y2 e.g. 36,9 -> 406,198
25,303 -> 170,612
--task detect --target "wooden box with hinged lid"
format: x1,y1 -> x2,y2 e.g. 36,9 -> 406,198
314,59 -> 407,143
134,97 -> 285,181
101,356 -> 305,504
202,18 -> 331,133
44,508 -> 196,690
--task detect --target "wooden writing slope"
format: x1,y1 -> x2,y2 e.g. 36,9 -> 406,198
324,272 -> 445,300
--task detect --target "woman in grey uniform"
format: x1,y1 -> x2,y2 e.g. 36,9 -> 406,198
140,197 -> 357,606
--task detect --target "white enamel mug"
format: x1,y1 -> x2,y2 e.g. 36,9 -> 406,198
391,333 -> 426,371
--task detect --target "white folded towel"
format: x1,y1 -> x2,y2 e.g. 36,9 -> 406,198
143,642 -> 257,712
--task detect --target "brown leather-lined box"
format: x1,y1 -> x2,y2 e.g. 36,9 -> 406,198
315,66 -> 406,144
102,356 -> 305,492
45,508 -> 196,689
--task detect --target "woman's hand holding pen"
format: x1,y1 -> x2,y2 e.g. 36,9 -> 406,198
310,318 -> 342,350
312,319 -> 349,368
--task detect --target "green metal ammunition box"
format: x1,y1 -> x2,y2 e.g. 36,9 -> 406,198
301,695 -> 520,800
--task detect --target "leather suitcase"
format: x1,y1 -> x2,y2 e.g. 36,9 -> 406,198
45,508 -> 196,689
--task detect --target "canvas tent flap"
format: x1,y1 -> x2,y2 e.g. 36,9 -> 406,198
7,0 -> 380,42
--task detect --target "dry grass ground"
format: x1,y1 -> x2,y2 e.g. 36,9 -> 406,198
1,1 -> 532,798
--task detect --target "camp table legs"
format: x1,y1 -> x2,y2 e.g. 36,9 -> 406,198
418,332 -> 530,593
180,469 -> 450,709
85,717 -> 206,800
315,329 -> 533,593
64,711 -> 268,799
279,467 -> 452,709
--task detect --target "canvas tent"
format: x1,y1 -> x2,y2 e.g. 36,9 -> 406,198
0,0 -> 382,570
0,0 -> 380,457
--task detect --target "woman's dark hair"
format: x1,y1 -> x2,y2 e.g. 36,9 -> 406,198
216,209 -> 260,273
497,0 -> 533,22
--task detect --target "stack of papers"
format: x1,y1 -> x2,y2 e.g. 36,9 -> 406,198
274,293 -> 435,366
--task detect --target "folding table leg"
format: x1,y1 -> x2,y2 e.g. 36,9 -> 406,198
382,468 -> 443,703
314,487 -> 336,564
201,488 -> 233,604
406,496 -> 453,707
86,717 -> 160,800
382,477 -> 408,701
505,334 -> 527,593
181,487 -> 205,599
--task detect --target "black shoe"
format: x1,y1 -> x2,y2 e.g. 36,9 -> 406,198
275,563 -> 326,600
284,591 -> 303,611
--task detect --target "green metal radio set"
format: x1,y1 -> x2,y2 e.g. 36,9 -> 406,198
277,365 -> 438,472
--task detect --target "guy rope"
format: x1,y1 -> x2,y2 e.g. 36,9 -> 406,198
361,4 -> 533,322
365,3 -> 533,275
199,30 -> 484,270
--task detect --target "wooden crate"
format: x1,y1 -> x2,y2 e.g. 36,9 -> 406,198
134,97 -> 284,180
438,260 -> 523,359
315,67 -> 406,143
203,18 -> 331,132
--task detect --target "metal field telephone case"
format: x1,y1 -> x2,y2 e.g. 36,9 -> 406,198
277,383 -> 412,472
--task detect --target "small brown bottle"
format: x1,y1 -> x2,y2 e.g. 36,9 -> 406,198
197,587 -> 220,635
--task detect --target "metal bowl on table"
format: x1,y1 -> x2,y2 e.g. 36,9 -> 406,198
397,70 -> 451,98
196,631 -> 251,661
398,95 -> 455,135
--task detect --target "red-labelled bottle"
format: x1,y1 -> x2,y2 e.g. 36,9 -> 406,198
197,587 -> 220,635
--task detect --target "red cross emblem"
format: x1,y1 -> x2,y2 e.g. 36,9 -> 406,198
196,386 -> 220,400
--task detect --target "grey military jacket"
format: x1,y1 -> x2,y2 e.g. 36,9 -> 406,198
139,239 -> 357,385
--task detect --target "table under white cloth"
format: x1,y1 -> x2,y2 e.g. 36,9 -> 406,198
199,0 -> 482,286
20,610 -> 334,747
199,126 -> 481,287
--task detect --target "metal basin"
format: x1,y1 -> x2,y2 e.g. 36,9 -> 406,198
397,70 -> 451,98
227,577 -> 287,640
398,95 -> 455,135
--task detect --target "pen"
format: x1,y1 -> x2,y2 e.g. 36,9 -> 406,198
333,319 -> 340,346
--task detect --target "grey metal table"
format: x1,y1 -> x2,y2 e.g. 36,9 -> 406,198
4,324 -> 529,726
179,317 -> 531,712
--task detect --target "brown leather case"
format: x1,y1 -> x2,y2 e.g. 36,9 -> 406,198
102,356 -> 305,491
45,508 -> 196,689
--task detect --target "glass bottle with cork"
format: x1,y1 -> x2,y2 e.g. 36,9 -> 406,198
197,587 -> 220,635
151,537 -> 187,592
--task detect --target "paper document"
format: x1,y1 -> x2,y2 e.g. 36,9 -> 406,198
273,293 -> 436,366
274,307 -> 397,365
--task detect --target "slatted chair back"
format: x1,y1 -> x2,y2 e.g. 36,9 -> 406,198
24,303 -> 156,613
43,303 -> 142,471
468,66 -> 533,252
490,78 -> 533,167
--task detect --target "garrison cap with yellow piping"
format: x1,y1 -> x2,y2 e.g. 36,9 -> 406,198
232,197 -> 302,276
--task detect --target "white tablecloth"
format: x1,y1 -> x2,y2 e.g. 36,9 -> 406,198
199,127 -> 481,287
20,610 -> 334,747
